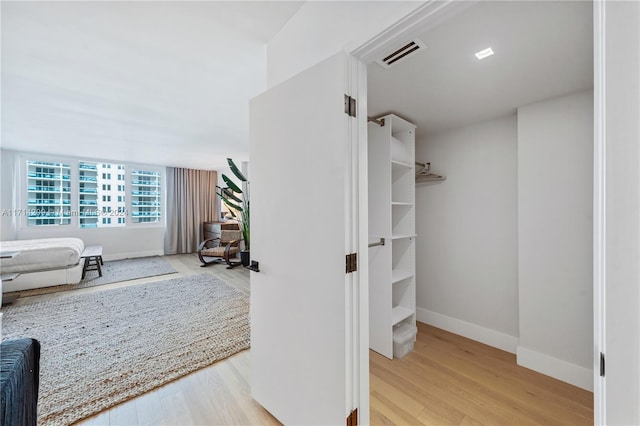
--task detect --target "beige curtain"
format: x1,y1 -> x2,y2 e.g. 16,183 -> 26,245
164,167 -> 219,254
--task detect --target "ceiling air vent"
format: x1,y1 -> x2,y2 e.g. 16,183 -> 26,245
376,39 -> 426,69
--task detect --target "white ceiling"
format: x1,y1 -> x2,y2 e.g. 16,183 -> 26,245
1,1 -> 303,170
368,1 -> 594,138
2,1 -> 593,169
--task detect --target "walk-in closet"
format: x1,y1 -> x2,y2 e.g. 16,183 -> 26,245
366,0 -> 594,392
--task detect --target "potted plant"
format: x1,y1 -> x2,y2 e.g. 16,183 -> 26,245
216,158 -> 250,266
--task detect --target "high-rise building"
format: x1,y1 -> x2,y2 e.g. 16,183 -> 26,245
27,159 -> 159,227
26,161 -> 71,226
78,161 -> 99,228
80,162 -> 126,228
131,170 -> 161,223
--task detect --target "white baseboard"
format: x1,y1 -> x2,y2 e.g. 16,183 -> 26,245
416,307 -> 519,354
102,250 -> 164,262
516,346 -> 593,391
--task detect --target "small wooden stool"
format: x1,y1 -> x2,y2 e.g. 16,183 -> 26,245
81,245 -> 103,279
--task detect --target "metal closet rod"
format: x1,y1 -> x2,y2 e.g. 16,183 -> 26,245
415,161 -> 446,182
368,237 -> 385,248
367,116 -> 385,127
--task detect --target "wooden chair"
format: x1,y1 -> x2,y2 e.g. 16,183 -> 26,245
197,222 -> 243,268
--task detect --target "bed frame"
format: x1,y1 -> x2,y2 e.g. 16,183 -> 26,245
2,263 -> 83,293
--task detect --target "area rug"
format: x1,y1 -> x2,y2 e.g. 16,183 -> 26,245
0,273 -> 250,426
5,256 -> 177,298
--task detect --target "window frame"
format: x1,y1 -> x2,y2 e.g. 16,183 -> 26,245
18,152 -> 165,231
129,167 -> 163,226
22,157 -> 73,228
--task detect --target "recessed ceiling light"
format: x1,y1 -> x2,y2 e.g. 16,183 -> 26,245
475,47 -> 494,60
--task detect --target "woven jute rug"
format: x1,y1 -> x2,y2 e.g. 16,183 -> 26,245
1,273 -> 250,425
5,256 -> 178,298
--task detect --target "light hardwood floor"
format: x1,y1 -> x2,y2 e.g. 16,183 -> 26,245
14,254 -> 592,425
370,324 -> 593,425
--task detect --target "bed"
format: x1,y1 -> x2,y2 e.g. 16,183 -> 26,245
0,238 -> 85,293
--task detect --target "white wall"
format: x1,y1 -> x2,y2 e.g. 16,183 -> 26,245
267,1 -> 422,88
601,1 -> 640,423
415,115 -> 519,353
517,90 -> 593,390
414,90 -> 593,390
14,226 -> 164,262
1,150 -> 18,241
0,149 -> 165,260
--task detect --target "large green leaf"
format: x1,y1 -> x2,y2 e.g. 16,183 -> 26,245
222,174 -> 242,193
227,158 -> 248,182
221,197 -> 243,212
221,187 -> 243,203
216,186 -> 242,203
216,158 -> 249,249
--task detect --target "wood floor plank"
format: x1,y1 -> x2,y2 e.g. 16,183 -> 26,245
196,368 -> 251,425
107,395 -> 139,426
371,324 -> 593,426
371,354 -> 515,425
371,367 -> 467,425
132,390 -> 166,426
457,415 -> 485,426
424,326 -> 593,413
216,354 -> 281,425
416,406 -> 466,426
371,390 -> 428,426
80,409 -> 110,426
370,374 -> 425,418
420,324 -> 593,408
156,385 -> 196,425
413,338 -> 593,422
371,409 -> 396,426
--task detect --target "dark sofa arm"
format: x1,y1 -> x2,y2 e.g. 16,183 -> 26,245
1,338 -> 40,426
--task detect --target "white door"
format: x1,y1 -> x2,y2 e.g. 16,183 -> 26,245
249,52 -> 362,425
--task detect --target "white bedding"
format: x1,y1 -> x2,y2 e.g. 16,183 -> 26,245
0,238 -> 85,274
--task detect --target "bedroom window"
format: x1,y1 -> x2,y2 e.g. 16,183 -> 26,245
26,160 -> 71,226
130,169 -> 161,224
78,161 -> 125,228
24,157 -> 162,229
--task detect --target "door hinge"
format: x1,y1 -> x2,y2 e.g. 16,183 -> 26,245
346,408 -> 358,426
344,94 -> 357,118
600,352 -> 605,377
346,253 -> 358,273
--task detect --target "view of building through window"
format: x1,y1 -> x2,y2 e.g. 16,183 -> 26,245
131,170 -> 161,223
78,162 -> 126,228
26,159 -> 161,227
26,161 -> 72,226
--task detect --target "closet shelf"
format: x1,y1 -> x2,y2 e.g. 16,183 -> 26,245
392,159 -> 412,167
391,160 -> 413,170
391,306 -> 414,326
369,113 -> 416,359
391,234 -> 417,240
392,270 -> 413,284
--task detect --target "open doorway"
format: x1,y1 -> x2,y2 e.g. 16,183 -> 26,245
366,1 -> 594,422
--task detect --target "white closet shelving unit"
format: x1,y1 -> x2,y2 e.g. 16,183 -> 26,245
368,114 -> 416,359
